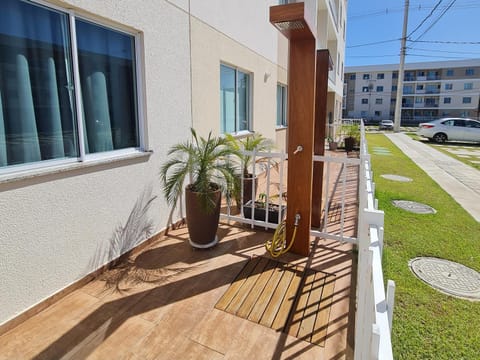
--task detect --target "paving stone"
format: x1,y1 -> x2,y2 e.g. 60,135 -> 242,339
381,174 -> 412,182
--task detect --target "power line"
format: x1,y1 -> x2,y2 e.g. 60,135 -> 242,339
347,39 -> 400,49
407,0 -> 444,38
409,40 -> 480,44
407,47 -> 480,55
412,0 -> 457,42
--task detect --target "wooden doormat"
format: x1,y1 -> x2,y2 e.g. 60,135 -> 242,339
215,256 -> 335,347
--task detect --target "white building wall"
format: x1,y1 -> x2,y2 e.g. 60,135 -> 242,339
0,0 -> 192,326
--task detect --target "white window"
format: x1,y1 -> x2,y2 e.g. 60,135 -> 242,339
0,0 -> 142,171
276,84 -> 287,127
444,97 -> 451,104
363,74 -> 370,80
376,86 -> 384,92
220,64 -> 251,133
445,83 -> 453,90
464,83 -> 473,90
463,97 -> 472,104
375,98 -> 382,105
361,98 -> 368,104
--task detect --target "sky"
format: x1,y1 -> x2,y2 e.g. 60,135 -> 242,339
345,0 -> 480,67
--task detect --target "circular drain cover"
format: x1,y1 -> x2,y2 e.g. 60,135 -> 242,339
392,200 -> 436,214
381,174 -> 412,182
409,257 -> 480,300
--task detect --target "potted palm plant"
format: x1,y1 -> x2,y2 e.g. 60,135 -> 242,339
225,132 -> 275,207
161,128 -> 239,248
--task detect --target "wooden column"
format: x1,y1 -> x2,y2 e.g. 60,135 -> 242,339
311,50 -> 331,228
270,3 -> 316,256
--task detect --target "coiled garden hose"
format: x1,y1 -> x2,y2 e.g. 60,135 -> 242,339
265,213 -> 300,258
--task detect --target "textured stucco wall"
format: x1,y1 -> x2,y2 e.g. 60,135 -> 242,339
0,0 -> 192,325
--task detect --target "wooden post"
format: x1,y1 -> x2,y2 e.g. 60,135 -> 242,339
270,3 -> 316,256
311,50 -> 331,228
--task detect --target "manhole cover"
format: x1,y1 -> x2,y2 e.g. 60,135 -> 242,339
409,257 -> 480,300
392,200 -> 436,214
381,174 -> 413,182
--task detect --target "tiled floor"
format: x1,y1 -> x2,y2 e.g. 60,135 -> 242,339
0,151 -> 358,360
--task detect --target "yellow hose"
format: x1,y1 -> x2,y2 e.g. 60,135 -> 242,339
265,219 -> 298,258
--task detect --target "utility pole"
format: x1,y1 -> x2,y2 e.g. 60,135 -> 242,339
394,0 -> 409,132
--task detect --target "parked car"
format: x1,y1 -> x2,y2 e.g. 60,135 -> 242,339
417,118 -> 480,143
379,120 -> 394,130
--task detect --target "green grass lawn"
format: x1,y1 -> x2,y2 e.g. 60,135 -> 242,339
366,133 -> 480,359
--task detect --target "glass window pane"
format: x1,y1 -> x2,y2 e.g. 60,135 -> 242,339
0,0 -> 77,168
237,71 -> 249,132
220,65 -> 235,133
276,85 -> 282,126
76,19 -> 138,154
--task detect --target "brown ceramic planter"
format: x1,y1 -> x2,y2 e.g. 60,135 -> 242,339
185,186 -> 221,248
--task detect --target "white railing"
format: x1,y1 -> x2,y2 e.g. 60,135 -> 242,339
220,149 -> 359,244
355,121 -> 395,360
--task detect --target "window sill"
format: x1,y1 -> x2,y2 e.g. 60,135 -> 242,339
276,126 -> 288,131
0,150 -> 153,185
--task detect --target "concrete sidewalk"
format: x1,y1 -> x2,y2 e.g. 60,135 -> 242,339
385,133 -> 480,222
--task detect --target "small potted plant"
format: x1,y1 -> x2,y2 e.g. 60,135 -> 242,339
243,192 -> 286,224
161,128 -> 240,248
342,123 -> 360,152
225,133 -> 275,207
327,137 -> 338,151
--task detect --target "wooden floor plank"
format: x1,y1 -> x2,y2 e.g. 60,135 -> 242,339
247,261 -> 284,323
236,259 -> 276,318
297,270 -> 326,341
270,265 -> 303,331
215,256 -> 261,311
225,256 -> 269,314
311,274 -> 336,346
258,264 -> 296,328
287,268 -> 315,337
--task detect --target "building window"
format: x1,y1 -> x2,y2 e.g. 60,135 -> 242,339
446,69 -> 454,76
278,0 -> 289,4
349,74 -> 356,80
392,72 -> 398,79
465,68 -> 474,76
0,0 -> 141,170
374,111 -> 381,117
445,83 -> 453,90
415,97 -> 423,104
464,83 -> 473,90
377,73 -> 384,79
376,86 -> 384,92
276,84 -> 287,127
362,86 -> 369,92
463,97 -> 472,104
444,97 -> 451,104
220,64 -> 251,133
361,98 -> 368,104
363,74 -> 370,80
375,98 -> 383,105
392,85 -> 397,92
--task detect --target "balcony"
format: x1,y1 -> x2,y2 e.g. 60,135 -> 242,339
0,123 -> 394,359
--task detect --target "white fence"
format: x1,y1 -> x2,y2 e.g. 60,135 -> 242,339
355,122 -> 395,360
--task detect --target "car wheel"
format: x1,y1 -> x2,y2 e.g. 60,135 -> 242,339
433,133 -> 447,143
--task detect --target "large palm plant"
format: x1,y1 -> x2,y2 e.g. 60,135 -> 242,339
161,128 -> 239,214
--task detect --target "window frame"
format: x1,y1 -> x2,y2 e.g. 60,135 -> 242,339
0,0 -> 146,178
219,63 -> 252,135
462,97 -> 472,104
276,83 -> 288,128
464,83 -> 473,90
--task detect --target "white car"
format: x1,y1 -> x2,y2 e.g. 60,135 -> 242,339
379,120 -> 394,130
417,118 -> 480,143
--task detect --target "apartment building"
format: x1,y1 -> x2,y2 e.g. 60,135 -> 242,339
0,0 -> 346,329
344,59 -> 480,124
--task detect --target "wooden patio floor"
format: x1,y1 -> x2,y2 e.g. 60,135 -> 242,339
0,151 -> 358,360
